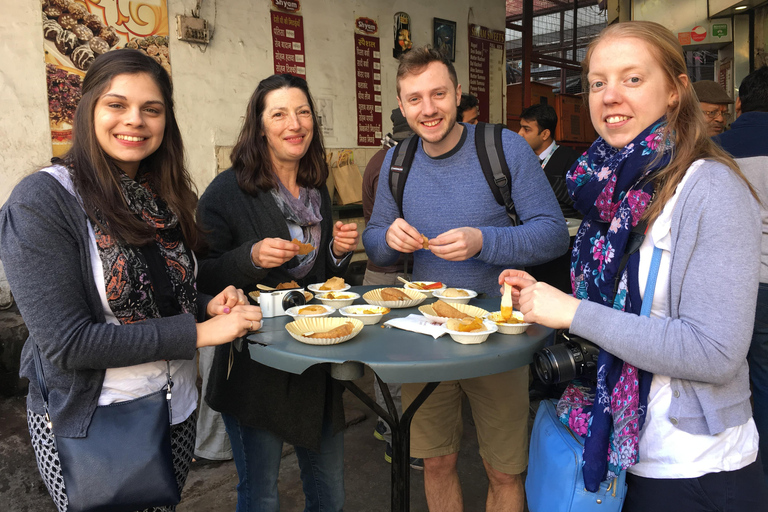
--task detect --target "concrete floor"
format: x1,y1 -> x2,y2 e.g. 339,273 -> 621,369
0,366 -> 534,512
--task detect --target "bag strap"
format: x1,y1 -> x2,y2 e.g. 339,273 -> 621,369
475,122 -> 519,226
640,246 -> 663,317
388,134 -> 419,218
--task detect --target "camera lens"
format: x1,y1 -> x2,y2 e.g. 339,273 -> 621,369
534,343 -> 580,385
282,290 -> 306,310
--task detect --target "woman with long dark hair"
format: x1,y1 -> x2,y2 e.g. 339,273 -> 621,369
0,50 -> 261,512
501,21 -> 767,510
197,74 -> 358,512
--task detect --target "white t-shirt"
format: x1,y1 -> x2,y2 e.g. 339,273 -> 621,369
44,166 -> 197,425
628,159 -> 758,478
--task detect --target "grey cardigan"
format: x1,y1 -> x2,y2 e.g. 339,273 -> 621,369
570,159 -> 761,436
0,171 -> 206,438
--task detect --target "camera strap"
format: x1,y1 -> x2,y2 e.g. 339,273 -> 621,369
610,219 -> 649,307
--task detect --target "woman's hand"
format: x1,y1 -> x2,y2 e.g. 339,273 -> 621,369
206,285 -> 248,317
251,238 -> 299,268
196,304 -> 263,348
517,282 -> 580,330
498,269 -> 537,307
332,221 -> 359,257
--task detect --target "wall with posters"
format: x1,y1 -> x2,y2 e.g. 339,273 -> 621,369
0,0 -> 504,205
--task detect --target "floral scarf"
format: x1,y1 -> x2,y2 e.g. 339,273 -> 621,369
270,179 -> 322,280
562,119 -> 671,491
92,169 -> 197,324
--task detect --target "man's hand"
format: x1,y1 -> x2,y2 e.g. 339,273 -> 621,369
250,238 -> 299,268
332,221 -> 359,257
429,227 -> 483,261
385,218 -> 424,253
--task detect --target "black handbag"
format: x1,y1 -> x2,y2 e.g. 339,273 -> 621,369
32,344 -> 181,512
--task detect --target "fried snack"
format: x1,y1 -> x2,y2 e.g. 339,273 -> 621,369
442,288 -> 469,297
381,288 -> 411,301
319,276 -> 346,291
291,238 -> 315,255
275,280 -> 300,290
321,292 -> 351,300
433,299 -> 471,319
421,234 -> 430,250
298,305 -> 327,315
306,322 -> 354,339
447,317 -> 485,332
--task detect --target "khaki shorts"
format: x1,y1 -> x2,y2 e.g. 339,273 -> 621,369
402,366 -> 529,475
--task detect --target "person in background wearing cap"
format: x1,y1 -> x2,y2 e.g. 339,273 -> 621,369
693,80 -> 734,137
713,66 -> 768,487
361,107 -> 424,471
457,93 -> 480,125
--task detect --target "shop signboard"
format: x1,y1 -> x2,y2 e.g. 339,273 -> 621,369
468,24 -> 505,125
354,17 -> 382,146
271,0 -> 306,79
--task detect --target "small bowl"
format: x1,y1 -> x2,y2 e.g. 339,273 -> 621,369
307,282 -> 351,293
418,303 -> 490,324
432,288 -> 478,304
362,287 -> 426,308
286,304 -> 335,318
485,311 -> 532,335
444,319 -> 498,344
339,305 -> 391,325
285,317 -> 364,345
315,291 -> 360,308
403,281 -> 446,298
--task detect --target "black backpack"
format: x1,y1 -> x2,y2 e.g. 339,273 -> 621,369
388,122 -> 520,226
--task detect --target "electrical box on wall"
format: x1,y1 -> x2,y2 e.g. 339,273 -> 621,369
176,14 -> 210,44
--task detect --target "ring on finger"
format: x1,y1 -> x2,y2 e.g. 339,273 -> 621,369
249,321 -> 253,331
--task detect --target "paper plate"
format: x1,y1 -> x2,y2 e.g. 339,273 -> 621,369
403,281 -> 446,298
485,311 -> 532,334
431,288 -> 478,304
363,287 -> 426,308
285,304 -> 335,318
444,319 -> 498,344
285,317 -> 364,345
418,303 -> 490,324
339,305 -> 390,325
307,282 -> 351,293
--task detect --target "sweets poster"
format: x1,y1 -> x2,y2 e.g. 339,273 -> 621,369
468,24 -> 504,124
270,0 -> 306,79
354,17 -> 382,146
42,0 -> 171,156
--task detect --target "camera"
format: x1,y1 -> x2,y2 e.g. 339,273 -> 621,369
256,289 -> 306,318
533,331 -> 600,385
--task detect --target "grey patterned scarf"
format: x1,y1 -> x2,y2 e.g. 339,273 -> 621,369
270,179 -> 322,279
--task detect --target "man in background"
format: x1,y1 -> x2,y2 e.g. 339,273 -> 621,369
713,66 -> 768,486
361,107 -> 422,470
693,80 -> 734,137
457,93 -> 480,125
518,103 -> 580,219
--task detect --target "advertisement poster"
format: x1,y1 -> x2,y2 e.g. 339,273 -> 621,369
354,17 -> 382,146
270,0 -> 306,79
468,24 -> 504,124
392,11 -> 412,59
42,0 -> 171,156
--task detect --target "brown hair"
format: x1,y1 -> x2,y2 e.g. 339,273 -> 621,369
582,21 -> 758,221
396,46 -> 458,96
230,74 -> 328,193
62,49 -> 203,250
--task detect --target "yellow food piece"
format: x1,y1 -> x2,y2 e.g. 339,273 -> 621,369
322,292 -> 351,300
298,306 -> 327,315
447,317 -> 485,332
291,239 -> 315,255
306,322 -> 354,339
319,276 -> 345,290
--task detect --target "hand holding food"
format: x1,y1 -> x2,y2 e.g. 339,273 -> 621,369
385,218 -> 425,253
498,269 -> 537,307
207,285 -> 249,317
251,238 -> 300,268
332,221 -> 359,257
196,304 -> 263,348
517,281 -> 580,329
429,227 -> 483,262
304,322 -> 355,339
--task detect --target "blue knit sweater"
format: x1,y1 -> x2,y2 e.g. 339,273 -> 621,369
363,123 -> 569,296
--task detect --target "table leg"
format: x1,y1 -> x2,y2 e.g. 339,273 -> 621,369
337,377 -> 439,512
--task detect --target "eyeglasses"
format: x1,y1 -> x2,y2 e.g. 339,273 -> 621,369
702,109 -> 731,122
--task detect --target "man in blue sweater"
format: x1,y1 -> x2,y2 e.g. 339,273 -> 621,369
714,66 -> 768,486
363,46 -> 568,512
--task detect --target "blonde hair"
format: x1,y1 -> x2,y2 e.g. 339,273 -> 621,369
582,21 -> 758,221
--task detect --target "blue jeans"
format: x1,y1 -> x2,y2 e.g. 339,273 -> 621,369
748,282 -> 768,486
222,412 -> 345,512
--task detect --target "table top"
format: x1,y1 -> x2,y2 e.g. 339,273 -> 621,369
247,286 -> 552,383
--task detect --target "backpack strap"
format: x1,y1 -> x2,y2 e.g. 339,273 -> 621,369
475,122 -> 519,226
388,134 -> 419,218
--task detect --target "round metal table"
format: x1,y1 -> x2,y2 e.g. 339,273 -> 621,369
245,286 -> 552,512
